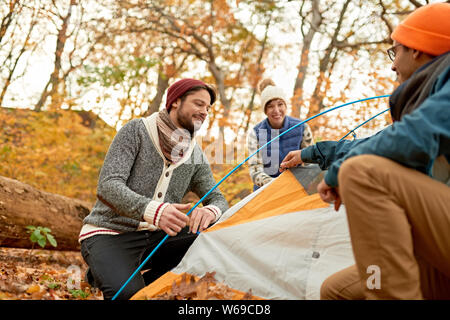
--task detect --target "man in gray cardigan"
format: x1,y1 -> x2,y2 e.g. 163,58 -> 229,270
79,78 -> 229,300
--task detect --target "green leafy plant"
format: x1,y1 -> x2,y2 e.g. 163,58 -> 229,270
39,274 -> 61,290
69,289 -> 90,299
25,225 -> 57,249
47,282 -> 61,290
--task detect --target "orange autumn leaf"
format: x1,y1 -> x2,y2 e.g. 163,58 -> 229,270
26,284 -> 40,294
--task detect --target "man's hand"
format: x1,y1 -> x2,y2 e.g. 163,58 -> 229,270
280,150 -> 303,172
189,207 -> 216,234
317,179 -> 342,211
159,203 -> 191,236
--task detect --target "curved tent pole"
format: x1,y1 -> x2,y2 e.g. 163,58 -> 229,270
112,94 -> 391,300
339,108 -> 390,141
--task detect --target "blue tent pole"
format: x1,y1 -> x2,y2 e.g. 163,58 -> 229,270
111,94 -> 390,300
339,108 -> 390,141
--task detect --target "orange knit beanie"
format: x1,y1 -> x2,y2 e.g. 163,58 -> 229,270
391,2 -> 450,56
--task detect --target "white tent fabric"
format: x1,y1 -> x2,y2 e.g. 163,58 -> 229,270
171,167 -> 355,300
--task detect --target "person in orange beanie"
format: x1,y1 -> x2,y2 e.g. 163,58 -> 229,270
388,2 -> 450,84
281,2 -> 450,299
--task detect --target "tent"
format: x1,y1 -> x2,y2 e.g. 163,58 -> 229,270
131,165 -> 355,300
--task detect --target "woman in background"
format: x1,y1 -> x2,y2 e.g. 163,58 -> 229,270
248,79 -> 314,191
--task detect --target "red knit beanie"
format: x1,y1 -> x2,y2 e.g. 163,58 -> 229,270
165,78 -> 214,111
391,2 -> 450,56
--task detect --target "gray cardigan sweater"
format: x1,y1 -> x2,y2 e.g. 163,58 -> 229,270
79,114 -> 229,240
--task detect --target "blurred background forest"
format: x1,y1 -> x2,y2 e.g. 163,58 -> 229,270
0,0 -> 442,206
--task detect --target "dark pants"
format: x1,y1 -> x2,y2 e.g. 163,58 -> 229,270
80,228 -> 197,300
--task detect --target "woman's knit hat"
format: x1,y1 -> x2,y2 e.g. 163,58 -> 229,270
165,78 -> 216,111
391,2 -> 450,56
258,78 -> 288,113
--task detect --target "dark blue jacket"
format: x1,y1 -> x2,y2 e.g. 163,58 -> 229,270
254,115 -> 304,182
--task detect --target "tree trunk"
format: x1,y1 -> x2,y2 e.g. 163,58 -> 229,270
143,68 -> 169,117
0,17 -> 36,107
242,13 -> 272,133
0,175 -> 92,251
35,0 -> 75,111
0,0 -> 19,45
292,0 -> 322,118
208,61 -> 231,137
307,0 -> 352,119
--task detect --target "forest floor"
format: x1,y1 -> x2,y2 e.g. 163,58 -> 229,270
0,247 -> 255,301
0,247 -> 103,300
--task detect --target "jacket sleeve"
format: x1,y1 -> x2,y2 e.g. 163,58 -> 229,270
247,128 -> 273,187
300,137 -> 371,170
96,119 -> 152,221
325,68 -> 450,187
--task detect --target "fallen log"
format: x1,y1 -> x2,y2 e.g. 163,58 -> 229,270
0,175 -> 92,250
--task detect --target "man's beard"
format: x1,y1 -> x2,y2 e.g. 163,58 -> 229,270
176,105 -> 203,135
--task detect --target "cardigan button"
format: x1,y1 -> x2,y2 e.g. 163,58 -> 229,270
157,192 -> 162,198
165,172 -> 169,177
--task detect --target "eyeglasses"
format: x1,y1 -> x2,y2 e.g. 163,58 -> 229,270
387,44 -> 402,62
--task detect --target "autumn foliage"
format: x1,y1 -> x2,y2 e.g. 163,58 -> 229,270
0,107 -> 253,207
136,272 -> 256,300
0,107 -> 115,203
0,247 -> 102,300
